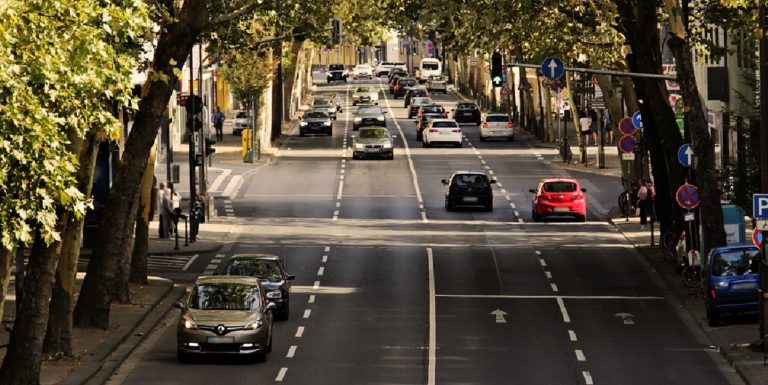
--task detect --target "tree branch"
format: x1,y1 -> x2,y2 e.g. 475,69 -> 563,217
206,0 -> 266,29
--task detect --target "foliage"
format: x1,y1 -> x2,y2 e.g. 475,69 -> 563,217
0,0 -> 150,249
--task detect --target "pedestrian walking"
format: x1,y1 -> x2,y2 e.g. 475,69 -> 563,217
212,106 -> 225,142
170,183 -> 181,234
161,182 -> 173,238
588,109 -> 598,146
579,110 -> 592,146
156,182 -> 166,238
637,179 -> 656,229
603,109 -> 614,144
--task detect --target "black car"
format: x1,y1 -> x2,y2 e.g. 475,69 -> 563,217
417,113 -> 444,141
452,102 -> 481,125
353,106 -> 387,130
442,171 -> 496,211
388,69 -> 408,84
299,109 -> 333,136
219,254 -> 295,320
326,64 -> 347,83
393,78 -> 417,99
404,87 -> 430,107
311,98 -> 337,120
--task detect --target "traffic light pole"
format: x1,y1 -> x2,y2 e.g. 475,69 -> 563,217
187,48 -> 197,241
198,42 -> 207,223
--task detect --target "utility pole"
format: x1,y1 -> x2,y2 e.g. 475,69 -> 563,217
761,3 -> 768,194
197,42 -> 207,222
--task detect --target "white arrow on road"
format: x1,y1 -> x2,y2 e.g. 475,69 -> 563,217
614,312 -> 635,325
684,145 -> 694,165
491,309 -> 508,324
548,60 -> 558,78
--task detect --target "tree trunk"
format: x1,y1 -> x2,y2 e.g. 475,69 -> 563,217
565,73 -> 584,162
0,247 -> 14,324
130,144 -> 157,285
0,216 -> 66,385
595,74 -> 636,190
43,131 -> 101,356
271,42 -> 284,141
284,39 -> 303,120
615,0 -> 687,236
74,1 -> 209,329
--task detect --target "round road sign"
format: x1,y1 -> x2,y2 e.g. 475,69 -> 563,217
619,117 -> 636,135
676,184 -> 700,210
501,87 -> 511,96
619,134 -> 637,154
752,228 -> 764,249
632,111 -> 643,129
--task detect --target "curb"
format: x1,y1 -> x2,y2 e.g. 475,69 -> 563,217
61,279 -> 182,385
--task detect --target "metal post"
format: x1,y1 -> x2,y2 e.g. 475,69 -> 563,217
761,226 -> 767,359
598,109 -> 605,169
187,48 -> 197,235
198,42 -> 207,223
760,3 -> 768,194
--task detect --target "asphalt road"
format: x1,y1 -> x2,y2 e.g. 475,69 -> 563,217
107,76 -> 743,385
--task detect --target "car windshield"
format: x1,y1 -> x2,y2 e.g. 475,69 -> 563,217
422,62 -> 439,70
359,129 -> 388,139
304,111 -> 328,119
329,65 -> 344,71
355,87 -> 370,93
712,249 -> 760,276
313,99 -> 331,106
400,80 -> 416,86
413,89 -> 429,96
452,174 -> 489,188
236,112 -> 248,118
356,65 -> 370,69
424,106 -> 444,113
413,98 -> 432,105
486,115 -> 510,122
543,181 -> 577,193
357,107 -> 381,115
188,283 -> 261,311
433,121 -> 458,128
224,259 -> 283,279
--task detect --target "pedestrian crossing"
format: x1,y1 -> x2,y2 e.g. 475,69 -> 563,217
78,254 -> 198,272
203,253 -> 225,275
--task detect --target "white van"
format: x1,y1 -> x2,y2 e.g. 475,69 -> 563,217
416,58 -> 441,82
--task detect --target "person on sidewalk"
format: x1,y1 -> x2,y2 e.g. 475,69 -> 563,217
588,108 -> 598,146
579,110 -> 592,146
212,106 -> 225,142
161,182 -> 174,238
603,109 -> 614,144
157,182 -> 166,238
637,179 -> 656,229
170,183 -> 181,235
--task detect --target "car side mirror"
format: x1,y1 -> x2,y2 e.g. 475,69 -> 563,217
441,179 -> 448,185
528,189 -> 536,193
266,302 -> 277,311
286,275 -> 296,281
392,135 -> 398,140
581,188 -> 587,192
173,301 -> 185,310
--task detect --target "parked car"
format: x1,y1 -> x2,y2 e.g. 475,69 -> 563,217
311,98 -> 337,120
233,111 -> 250,136
353,106 -> 387,130
299,109 -> 333,136
426,75 -> 447,93
422,119 -> 462,148
351,126 -> 396,160
351,86 -> 379,106
529,177 -> 587,222
175,276 -> 275,362
393,78 -> 417,99
404,87 -> 430,107
218,254 -> 295,320
416,104 -> 448,122
408,97 -> 433,119
704,244 -> 760,326
480,113 -> 515,141
352,64 -> 373,80
326,64 -> 347,83
452,102 -> 481,125
417,112 -> 446,141
442,171 -> 495,211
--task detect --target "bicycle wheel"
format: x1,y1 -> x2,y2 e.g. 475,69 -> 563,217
618,192 -> 629,216
681,266 -> 702,288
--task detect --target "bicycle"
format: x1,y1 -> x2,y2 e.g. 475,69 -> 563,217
617,190 -> 637,217
558,137 -> 572,163
680,250 -> 702,288
661,229 -> 686,258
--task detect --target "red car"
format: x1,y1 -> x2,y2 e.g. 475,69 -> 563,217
529,177 -> 587,222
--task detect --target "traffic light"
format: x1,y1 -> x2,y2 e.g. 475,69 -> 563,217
205,138 -> 216,155
331,19 -> 341,43
184,94 -> 203,115
186,113 -> 202,132
491,51 -> 503,88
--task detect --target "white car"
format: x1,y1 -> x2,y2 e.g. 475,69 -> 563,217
422,119 -> 462,148
233,111 -> 250,136
480,113 -> 515,141
351,86 -> 379,106
352,64 -> 373,80
374,61 -> 407,77
426,75 -> 447,93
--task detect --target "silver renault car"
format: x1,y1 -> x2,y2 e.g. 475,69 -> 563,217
175,276 -> 275,362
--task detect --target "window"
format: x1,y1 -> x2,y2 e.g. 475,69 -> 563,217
712,249 -> 759,276
422,62 -> 439,70
189,284 -> 261,311
359,129 -> 388,138
486,115 -> 510,122
433,121 -> 458,128
329,64 -> 344,71
236,112 -> 248,118
225,260 -> 282,279
305,111 -> 329,119
543,182 -> 577,193
453,174 -> 489,188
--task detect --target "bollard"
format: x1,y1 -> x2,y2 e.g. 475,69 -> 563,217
174,221 -> 179,250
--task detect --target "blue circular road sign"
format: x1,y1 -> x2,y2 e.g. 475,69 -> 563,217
632,111 -> 643,129
676,184 -> 700,209
677,143 -> 694,167
541,57 -> 564,80
619,134 -> 637,154
619,117 -> 636,136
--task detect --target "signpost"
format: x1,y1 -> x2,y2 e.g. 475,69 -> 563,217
753,228 -> 764,249
619,117 -> 636,136
676,184 -> 701,210
501,87 -> 511,96
540,56 -> 564,80
677,143 -> 694,168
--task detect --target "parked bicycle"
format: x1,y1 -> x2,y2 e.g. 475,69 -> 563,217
617,189 -> 637,218
661,229 -> 686,261
558,137 -> 572,163
680,250 -> 702,288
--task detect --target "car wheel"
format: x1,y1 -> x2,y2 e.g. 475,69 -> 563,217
327,130 -> 332,136
277,303 -> 290,321
476,120 -> 481,125
253,350 -> 267,363
388,153 -> 394,160
353,102 -> 356,106
445,200 -> 453,211
352,154 -> 358,160
577,214 -> 586,222
177,350 -> 189,363
455,142 -> 462,148
422,140 -> 429,148
480,136 -> 486,142
266,329 -> 274,352
416,134 -> 422,141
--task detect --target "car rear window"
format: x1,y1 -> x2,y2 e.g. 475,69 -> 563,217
458,104 -> 477,110
712,249 -> 760,276
433,121 -> 458,128
424,106 -> 445,113
236,112 -> 247,118
543,182 -> 577,193
400,79 -> 416,86
356,87 -> 370,92
452,174 -> 489,187
422,62 -> 439,70
486,115 -> 510,122
329,64 -> 344,71
305,111 -> 329,118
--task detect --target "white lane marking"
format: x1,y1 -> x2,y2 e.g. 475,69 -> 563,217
427,248 -> 436,385
569,330 -> 578,341
339,174 -> 345,180
496,183 -> 503,188
551,283 -> 559,292
545,271 -> 552,279
313,280 -> 320,290
287,345 -> 297,358
209,169 -> 232,192
332,210 -> 339,221
488,170 -> 494,175
435,294 -> 664,300
557,297 -> 571,323
308,295 -> 315,304
336,202 -> 340,208
337,180 -> 344,199
514,210 -> 520,217
575,349 -> 586,361
539,258 -> 547,267
276,367 -> 288,382
205,264 -> 217,272
317,266 -> 325,276
501,189 -> 507,194
534,250 -> 541,255
518,217 -> 525,223
181,254 -> 199,271
303,309 -> 311,319
322,255 -> 328,263
583,371 -> 594,385
481,159 -> 487,165
295,326 -> 305,338
324,246 -> 330,252
222,175 -> 243,198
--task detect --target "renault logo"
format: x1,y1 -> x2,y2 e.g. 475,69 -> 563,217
215,324 -> 227,335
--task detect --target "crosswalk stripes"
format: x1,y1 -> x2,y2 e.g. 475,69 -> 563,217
224,199 -> 234,217
79,254 -> 198,272
203,253 -> 225,275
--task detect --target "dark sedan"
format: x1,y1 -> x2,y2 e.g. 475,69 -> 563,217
452,102 -> 481,125
442,171 -> 495,211
219,254 -> 295,320
416,112 -> 444,141
299,109 -> 333,136
393,78 -> 417,99
353,106 -> 387,130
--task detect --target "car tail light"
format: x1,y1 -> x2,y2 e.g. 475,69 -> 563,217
452,129 -> 461,133
506,122 -> 514,128
482,122 -> 489,128
710,289 -> 716,299
442,112 -> 448,118
429,129 -> 438,133
570,193 -> 583,201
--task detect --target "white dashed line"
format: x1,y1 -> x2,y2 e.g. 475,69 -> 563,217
575,349 -> 586,361
569,330 -> 578,341
313,280 -> 320,290
514,210 -> 520,217
539,258 -> 547,267
295,326 -> 305,338
551,283 -> 559,292
287,345 -> 297,358
545,271 -> 552,279
336,202 -> 340,208
317,267 -> 324,276
557,297 -> 571,323
308,295 -> 315,304
303,309 -> 311,319
583,371 -> 594,385
322,255 -> 328,263
276,367 -> 288,381
337,181 -> 344,200
534,250 -> 541,255
324,246 -> 330,252
500,189 -> 507,194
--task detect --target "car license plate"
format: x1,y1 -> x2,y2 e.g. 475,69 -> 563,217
440,131 -> 451,135
462,112 -> 471,116
206,336 -> 234,344
553,207 -> 570,212
463,196 -> 478,202
366,148 -> 380,153
733,282 -> 757,290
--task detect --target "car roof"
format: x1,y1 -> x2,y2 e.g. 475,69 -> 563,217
228,254 -> 280,262
305,109 -> 329,114
195,275 -> 262,285
539,177 -> 580,184
453,171 -> 489,176
429,118 -> 457,123
485,113 -> 508,116
710,243 -> 759,253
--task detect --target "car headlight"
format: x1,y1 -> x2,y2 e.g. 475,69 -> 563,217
383,142 -> 393,148
376,116 -> 385,121
266,291 -> 282,299
245,319 -> 265,330
355,143 -> 365,149
300,121 -> 308,126
183,318 -> 197,330
323,121 -> 331,126
354,117 -> 362,122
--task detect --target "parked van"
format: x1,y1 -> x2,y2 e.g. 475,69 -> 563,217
416,58 -> 441,82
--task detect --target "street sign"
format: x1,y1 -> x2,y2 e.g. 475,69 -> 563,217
621,153 -> 635,161
752,228 -> 764,249
676,184 -> 700,209
632,111 -> 643,129
619,134 -> 637,154
619,117 -> 636,135
753,194 -> 768,219
501,86 -> 511,96
540,56 -> 564,79
677,143 -> 694,167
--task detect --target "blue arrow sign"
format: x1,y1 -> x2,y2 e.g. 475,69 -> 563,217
677,143 -> 694,167
632,111 -> 643,129
541,57 -> 564,80
754,194 -> 768,219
